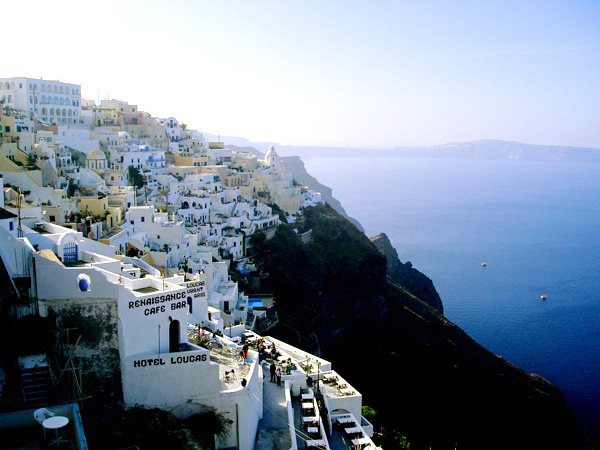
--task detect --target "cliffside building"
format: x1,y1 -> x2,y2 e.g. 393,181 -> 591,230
0,77 -> 82,125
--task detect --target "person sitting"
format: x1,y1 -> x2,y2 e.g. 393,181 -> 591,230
271,343 -> 280,358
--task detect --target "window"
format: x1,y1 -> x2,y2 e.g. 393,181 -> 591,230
141,216 -> 145,222
9,221 -> 14,231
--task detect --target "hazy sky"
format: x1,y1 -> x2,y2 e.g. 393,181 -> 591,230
5,0 -> 600,148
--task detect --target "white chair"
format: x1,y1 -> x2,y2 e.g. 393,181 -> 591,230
34,408 -> 55,439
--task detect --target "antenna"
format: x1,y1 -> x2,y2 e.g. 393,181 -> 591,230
16,188 -> 24,237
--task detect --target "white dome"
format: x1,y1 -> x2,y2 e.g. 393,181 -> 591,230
86,148 -> 106,160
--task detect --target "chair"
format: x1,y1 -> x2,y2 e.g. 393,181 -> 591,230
34,408 -> 55,439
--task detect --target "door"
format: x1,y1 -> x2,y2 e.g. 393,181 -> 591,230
169,320 -> 180,353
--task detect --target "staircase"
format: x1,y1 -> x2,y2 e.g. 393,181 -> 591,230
20,365 -> 53,408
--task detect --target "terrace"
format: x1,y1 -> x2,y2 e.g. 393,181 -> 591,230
186,328 -> 253,390
329,412 -> 377,450
249,337 -> 378,449
288,385 -> 378,450
0,403 -> 88,450
320,372 -> 359,398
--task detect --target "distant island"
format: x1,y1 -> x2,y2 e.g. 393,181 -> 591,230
208,135 -> 600,163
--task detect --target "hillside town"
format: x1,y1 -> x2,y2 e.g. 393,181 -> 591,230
0,76 -> 381,450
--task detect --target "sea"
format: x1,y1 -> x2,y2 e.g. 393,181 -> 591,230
303,155 -> 600,439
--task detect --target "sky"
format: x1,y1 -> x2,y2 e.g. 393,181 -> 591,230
4,0 -> 600,149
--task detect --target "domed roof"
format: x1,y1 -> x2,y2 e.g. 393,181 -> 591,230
86,148 -> 106,160
266,145 -> 278,157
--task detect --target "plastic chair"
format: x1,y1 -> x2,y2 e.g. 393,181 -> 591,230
34,408 -> 55,439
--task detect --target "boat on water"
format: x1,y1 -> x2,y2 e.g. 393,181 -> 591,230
481,262 -> 487,267
541,295 -> 547,300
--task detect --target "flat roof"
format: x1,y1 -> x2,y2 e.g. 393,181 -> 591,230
133,286 -> 159,294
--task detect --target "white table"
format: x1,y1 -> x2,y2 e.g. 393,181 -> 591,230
306,439 -> 326,448
302,392 -> 314,400
302,402 -> 314,409
344,426 -> 362,435
43,416 -> 69,447
352,437 -> 372,448
303,416 -> 318,424
337,417 -> 354,424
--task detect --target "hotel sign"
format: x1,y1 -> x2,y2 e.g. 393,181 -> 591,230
132,352 -> 208,368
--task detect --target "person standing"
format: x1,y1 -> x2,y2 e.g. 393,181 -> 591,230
276,366 -> 282,386
270,361 -> 276,383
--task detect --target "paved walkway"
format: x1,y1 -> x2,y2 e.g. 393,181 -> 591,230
254,361 -> 292,450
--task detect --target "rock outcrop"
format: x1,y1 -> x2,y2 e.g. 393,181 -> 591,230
370,232 -> 443,314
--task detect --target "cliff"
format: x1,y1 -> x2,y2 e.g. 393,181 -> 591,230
370,232 -> 443,314
281,155 -> 365,232
249,203 -> 585,450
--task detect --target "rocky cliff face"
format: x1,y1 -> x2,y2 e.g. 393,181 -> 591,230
370,232 -> 444,314
249,203 -> 585,450
282,155 -> 365,232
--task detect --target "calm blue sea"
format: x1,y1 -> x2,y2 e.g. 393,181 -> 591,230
304,156 -> 600,437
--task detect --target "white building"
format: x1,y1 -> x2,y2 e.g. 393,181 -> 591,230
85,148 -> 108,173
0,77 -> 82,125
0,220 -> 264,450
57,126 -> 99,154
159,117 -> 181,143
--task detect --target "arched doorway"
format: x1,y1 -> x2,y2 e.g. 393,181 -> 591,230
169,319 -> 180,353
